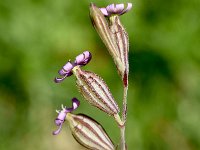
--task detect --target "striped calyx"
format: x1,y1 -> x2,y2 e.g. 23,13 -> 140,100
66,113 -> 115,150
90,3 -> 124,78
109,15 -> 129,87
90,3 -> 132,87
72,66 -> 119,116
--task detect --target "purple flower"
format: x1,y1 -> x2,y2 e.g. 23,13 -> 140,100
100,3 -> 132,16
55,51 -> 92,83
52,98 -> 80,135
75,51 -> 92,66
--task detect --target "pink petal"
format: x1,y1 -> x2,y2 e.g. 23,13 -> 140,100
115,4 -> 124,14
120,3 -> 132,15
99,8 -> 109,16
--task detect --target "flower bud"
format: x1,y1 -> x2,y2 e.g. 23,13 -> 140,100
66,113 -> 115,150
72,66 -> 119,116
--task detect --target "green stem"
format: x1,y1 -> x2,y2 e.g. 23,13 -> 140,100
122,86 -> 128,122
120,125 -> 126,150
114,84 -> 128,150
121,85 -> 128,150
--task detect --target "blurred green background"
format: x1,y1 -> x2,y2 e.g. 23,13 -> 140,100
0,0 -> 200,149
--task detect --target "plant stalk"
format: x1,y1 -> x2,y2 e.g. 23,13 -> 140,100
120,125 -> 126,150
120,85 -> 128,150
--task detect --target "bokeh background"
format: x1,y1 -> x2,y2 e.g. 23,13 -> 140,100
0,0 -> 200,149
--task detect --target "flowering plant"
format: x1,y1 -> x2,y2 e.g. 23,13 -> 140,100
53,3 -> 132,150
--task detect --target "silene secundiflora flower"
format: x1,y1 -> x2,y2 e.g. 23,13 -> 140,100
53,98 -> 115,150
53,98 -> 80,135
54,51 -> 119,116
100,3 -> 132,17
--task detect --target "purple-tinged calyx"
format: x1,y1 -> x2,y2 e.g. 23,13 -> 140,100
55,51 -> 92,83
100,3 -> 132,16
52,98 -> 80,135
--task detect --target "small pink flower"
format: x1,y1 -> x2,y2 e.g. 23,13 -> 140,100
55,51 -> 92,83
100,3 -> 132,16
53,98 -> 80,135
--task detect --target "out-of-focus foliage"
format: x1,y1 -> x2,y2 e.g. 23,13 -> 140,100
0,0 -> 199,150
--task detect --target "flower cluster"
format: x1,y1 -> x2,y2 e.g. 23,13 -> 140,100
52,2 -> 132,150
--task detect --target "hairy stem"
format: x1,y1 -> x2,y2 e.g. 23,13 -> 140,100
114,114 -> 124,126
122,85 -> 128,122
120,125 -> 126,150
121,84 -> 128,150
114,85 -> 128,150
114,114 -> 126,150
